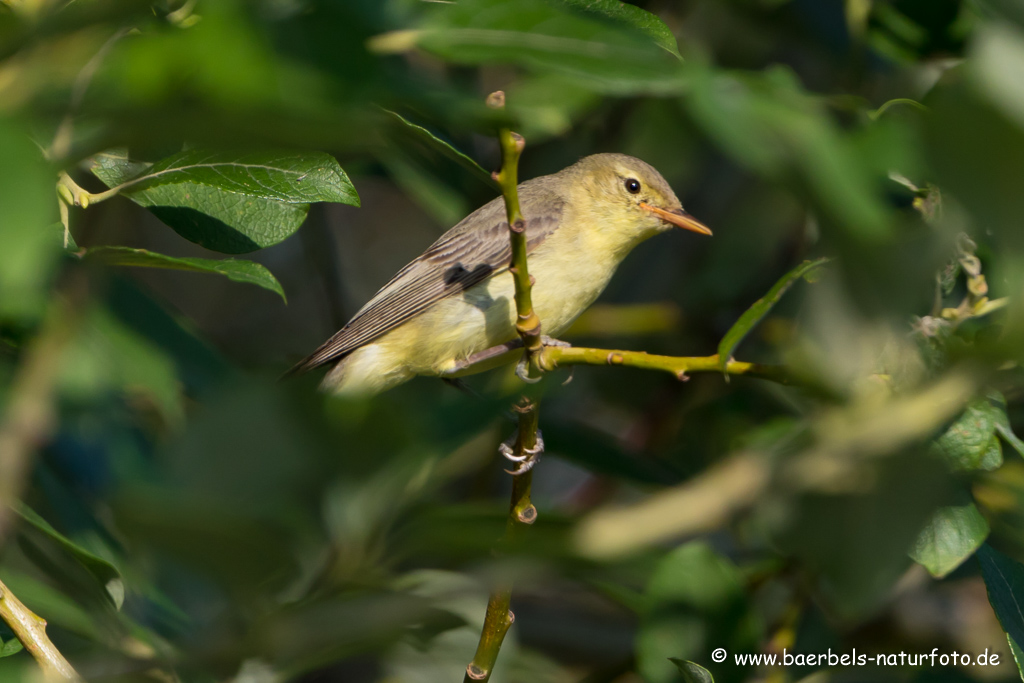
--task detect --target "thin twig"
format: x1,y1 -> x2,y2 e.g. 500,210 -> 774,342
0,577 -> 80,680
537,347 -> 793,384
464,399 -> 538,683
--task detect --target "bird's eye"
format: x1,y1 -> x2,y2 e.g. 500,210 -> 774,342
624,178 -> 641,194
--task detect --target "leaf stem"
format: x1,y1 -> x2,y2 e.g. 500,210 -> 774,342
56,171 -> 121,210
0,577 -> 80,680
463,399 -> 538,683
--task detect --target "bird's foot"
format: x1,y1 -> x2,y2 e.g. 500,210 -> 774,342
514,337 -> 572,382
498,430 -> 545,475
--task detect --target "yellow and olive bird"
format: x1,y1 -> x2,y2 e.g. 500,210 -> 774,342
288,153 -> 711,395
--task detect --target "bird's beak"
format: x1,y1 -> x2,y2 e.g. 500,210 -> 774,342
640,203 -> 712,236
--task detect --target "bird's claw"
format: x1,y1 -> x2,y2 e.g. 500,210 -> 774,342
515,355 -> 542,383
499,431 -> 544,475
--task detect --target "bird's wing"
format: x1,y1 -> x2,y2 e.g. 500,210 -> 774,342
287,183 -> 565,375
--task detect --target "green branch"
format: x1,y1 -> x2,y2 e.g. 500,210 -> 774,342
463,399 -> 538,683
537,347 -> 792,384
486,91 -> 543,357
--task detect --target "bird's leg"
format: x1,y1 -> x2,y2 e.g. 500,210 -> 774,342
498,430 -> 545,475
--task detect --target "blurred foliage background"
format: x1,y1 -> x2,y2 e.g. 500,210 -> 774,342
3,0 -> 1024,681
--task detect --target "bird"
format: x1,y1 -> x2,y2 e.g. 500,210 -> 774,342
287,153 -> 711,396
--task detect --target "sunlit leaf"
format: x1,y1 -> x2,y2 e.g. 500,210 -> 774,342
90,150 -> 359,254
101,150 -> 358,205
717,258 -> 830,370
932,397 -> 1006,471
557,0 -> 682,58
375,0 -> 686,94
82,246 -> 286,302
911,502 -> 989,578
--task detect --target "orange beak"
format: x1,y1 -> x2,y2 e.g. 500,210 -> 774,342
640,202 -> 712,236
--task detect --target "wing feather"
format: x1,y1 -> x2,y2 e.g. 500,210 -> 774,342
287,181 -> 565,375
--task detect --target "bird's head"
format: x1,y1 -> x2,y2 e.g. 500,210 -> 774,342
567,153 -> 711,243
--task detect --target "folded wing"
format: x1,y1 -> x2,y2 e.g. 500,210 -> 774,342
287,181 -> 565,375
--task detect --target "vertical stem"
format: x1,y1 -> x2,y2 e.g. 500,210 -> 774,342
486,91 -> 543,354
464,399 -> 538,683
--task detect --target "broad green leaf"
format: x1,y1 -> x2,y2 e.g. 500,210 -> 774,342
379,0 -> 686,95
0,118 -> 59,320
932,397 -> 1006,471
669,659 -> 714,683
717,258 -> 830,370
83,246 -> 286,302
911,503 -> 989,578
91,150 -> 359,254
108,150 -> 358,205
977,544 -> 1024,663
0,638 -> 23,659
13,504 -> 125,610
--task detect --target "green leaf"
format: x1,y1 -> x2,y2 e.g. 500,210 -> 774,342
90,150 -> 359,254
978,544 -> 1024,665
383,0 -> 686,95
557,0 -> 682,58
669,659 -> 714,683
383,110 -> 494,188
0,637 -> 23,659
716,258 -> 830,370
1008,633 -> 1024,681
911,503 -> 990,578
106,150 -> 358,205
12,504 -> 125,610
932,398 -> 1007,471
82,246 -> 286,302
